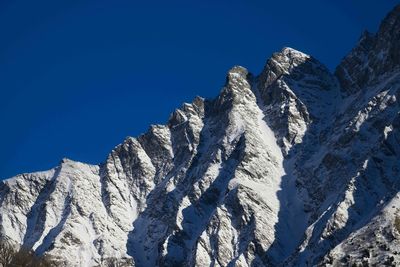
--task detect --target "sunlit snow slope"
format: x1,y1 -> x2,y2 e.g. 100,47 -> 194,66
1,4 -> 400,267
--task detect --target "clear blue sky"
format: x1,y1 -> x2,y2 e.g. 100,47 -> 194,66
0,0 -> 398,179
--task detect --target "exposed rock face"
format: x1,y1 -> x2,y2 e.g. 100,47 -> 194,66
335,4 -> 400,95
1,4 -> 400,267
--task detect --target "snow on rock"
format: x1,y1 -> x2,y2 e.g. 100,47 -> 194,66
1,4 -> 400,266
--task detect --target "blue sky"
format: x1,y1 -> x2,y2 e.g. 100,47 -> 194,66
0,0 -> 398,179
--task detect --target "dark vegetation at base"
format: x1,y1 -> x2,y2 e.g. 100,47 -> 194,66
0,238 -> 133,267
0,239 -> 54,267
395,216 -> 400,234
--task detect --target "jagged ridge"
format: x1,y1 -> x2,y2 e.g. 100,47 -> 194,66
1,4 -> 400,267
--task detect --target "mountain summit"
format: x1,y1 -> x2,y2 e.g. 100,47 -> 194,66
1,5 -> 400,267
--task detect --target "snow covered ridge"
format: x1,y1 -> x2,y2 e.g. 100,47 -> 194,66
1,4 -> 400,266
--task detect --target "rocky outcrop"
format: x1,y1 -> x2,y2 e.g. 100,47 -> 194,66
335,5 -> 400,95
1,4 -> 400,267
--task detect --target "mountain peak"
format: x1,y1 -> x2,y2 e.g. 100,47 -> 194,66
257,46 -> 333,93
280,47 -> 310,60
227,65 -> 249,81
60,157 -> 77,165
379,4 -> 400,33
221,65 -> 252,94
335,4 -> 400,95
1,5 -> 400,267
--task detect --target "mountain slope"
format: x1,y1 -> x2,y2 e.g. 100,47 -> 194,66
1,4 -> 400,266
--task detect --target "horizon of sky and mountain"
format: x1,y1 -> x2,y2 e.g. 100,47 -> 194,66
1,0 -> 398,179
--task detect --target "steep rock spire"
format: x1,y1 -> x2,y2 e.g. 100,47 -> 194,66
335,4 -> 400,95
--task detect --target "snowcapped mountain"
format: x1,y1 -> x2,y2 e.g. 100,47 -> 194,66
1,4 -> 400,266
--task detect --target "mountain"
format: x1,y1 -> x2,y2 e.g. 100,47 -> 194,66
1,4 -> 400,266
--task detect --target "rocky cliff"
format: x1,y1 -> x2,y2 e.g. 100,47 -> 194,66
1,4 -> 400,267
